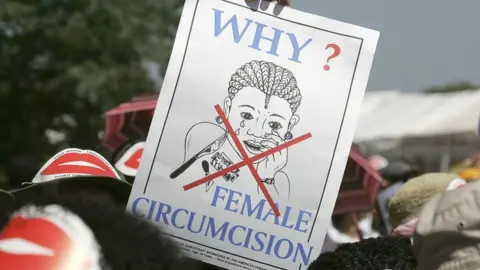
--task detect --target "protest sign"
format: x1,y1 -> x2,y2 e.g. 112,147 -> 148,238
127,0 -> 379,269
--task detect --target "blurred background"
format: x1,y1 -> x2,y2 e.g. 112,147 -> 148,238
1,0 -> 479,190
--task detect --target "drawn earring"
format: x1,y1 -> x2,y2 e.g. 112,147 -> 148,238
216,116 -> 223,124
240,120 -> 245,127
284,132 -> 293,140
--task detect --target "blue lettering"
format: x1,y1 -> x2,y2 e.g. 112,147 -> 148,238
249,22 -> 283,57
242,227 -> 254,248
265,234 -> 276,255
213,8 -> 253,43
294,244 -> 314,266
213,9 -> 312,63
225,189 -> 242,212
240,194 -> 266,220
131,197 -> 148,218
280,206 -> 294,229
251,231 -> 268,252
228,225 -> 246,246
211,186 -> 228,207
204,217 -> 229,241
155,203 -> 172,224
187,213 -> 206,233
171,208 -> 188,229
146,199 -> 157,220
295,210 -> 313,233
287,33 -> 312,63
274,239 -> 293,259
139,194 -> 316,266
262,203 -> 281,225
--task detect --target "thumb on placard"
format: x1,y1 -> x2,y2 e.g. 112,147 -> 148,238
247,0 -> 291,6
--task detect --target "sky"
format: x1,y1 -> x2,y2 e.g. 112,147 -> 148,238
293,0 -> 480,92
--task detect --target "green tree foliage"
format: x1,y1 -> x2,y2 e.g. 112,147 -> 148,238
422,81 -> 478,94
0,0 -> 180,172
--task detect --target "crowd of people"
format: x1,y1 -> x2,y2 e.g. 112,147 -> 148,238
1,0 -> 479,269
0,139 -> 479,269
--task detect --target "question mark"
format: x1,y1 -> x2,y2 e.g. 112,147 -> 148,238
323,43 -> 341,71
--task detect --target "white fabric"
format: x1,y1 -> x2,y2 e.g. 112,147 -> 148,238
327,214 -> 380,244
446,178 -> 467,190
355,89 -> 480,141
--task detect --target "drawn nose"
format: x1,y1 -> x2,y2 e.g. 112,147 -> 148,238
247,127 -> 265,138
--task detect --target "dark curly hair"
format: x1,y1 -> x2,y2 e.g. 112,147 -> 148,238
308,236 -> 417,270
2,185 -> 202,270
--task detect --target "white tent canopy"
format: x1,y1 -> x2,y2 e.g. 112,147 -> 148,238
354,89 -> 480,142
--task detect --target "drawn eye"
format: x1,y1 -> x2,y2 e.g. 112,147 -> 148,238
240,112 -> 253,120
269,121 -> 283,130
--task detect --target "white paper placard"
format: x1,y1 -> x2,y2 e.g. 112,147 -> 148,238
127,0 -> 379,269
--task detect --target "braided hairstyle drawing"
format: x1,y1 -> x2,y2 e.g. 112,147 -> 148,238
227,60 -> 302,113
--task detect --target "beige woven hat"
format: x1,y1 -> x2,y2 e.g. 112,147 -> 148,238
388,173 -> 465,228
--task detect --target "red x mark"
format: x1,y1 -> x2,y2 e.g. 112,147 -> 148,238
183,105 -> 312,216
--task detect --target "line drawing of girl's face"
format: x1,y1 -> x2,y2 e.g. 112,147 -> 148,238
224,87 -> 300,159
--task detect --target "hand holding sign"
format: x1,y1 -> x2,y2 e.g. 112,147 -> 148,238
260,0 -> 291,6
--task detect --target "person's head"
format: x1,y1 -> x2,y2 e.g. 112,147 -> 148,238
414,180 -> 480,270
222,60 -> 301,158
309,236 -> 417,270
0,185 -> 199,270
388,173 -> 466,236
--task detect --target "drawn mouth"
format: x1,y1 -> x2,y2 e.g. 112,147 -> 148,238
243,140 -> 263,152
